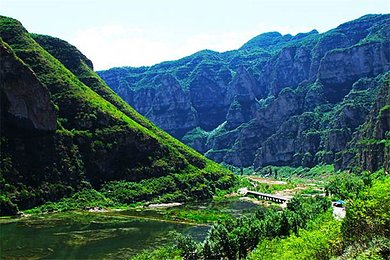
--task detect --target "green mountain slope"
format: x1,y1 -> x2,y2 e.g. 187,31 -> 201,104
0,16 -> 234,215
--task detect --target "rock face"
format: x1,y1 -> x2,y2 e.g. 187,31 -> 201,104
0,40 -> 56,131
338,73 -> 390,172
138,75 -> 198,137
257,45 -> 313,95
99,14 -> 390,168
319,42 -> 390,102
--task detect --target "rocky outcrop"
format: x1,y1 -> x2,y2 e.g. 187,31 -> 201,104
257,46 -> 313,95
0,39 -> 56,131
139,75 -> 198,137
210,87 -> 305,166
254,112 -> 321,167
254,73 -> 386,168
319,42 -> 390,102
338,73 -> 390,172
240,32 -> 288,51
98,14 -> 390,168
226,66 -> 258,129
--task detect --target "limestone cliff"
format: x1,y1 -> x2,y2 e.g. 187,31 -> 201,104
98,14 -> 390,169
338,73 -> 390,172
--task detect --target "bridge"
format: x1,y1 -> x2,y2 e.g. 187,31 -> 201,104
238,188 -> 289,204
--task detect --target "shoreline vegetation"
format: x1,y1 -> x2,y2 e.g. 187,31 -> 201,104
9,164 -> 333,217
1,166 -> 388,259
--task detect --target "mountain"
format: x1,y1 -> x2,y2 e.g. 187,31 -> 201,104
0,16 -> 234,215
98,14 -> 390,170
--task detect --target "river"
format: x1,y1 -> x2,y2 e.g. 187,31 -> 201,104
0,211 -> 207,259
0,200 -> 258,259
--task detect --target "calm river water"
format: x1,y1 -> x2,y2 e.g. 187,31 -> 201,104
0,200 -> 258,259
0,210 -> 208,259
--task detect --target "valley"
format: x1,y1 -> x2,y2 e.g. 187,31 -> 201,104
0,10 -> 389,260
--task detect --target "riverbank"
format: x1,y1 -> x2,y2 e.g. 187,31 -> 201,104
8,173 -> 326,224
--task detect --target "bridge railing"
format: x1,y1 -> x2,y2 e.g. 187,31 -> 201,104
244,190 -> 289,204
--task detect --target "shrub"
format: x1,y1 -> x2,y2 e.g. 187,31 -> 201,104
342,176 -> 390,243
176,196 -> 331,259
0,195 -> 19,215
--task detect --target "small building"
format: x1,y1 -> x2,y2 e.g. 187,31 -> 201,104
333,200 -> 345,207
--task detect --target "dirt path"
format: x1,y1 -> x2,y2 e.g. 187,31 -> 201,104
246,176 -> 287,185
273,186 -> 306,198
245,175 -> 324,198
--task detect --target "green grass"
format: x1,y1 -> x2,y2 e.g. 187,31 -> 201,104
165,208 -> 231,223
182,127 -> 209,144
252,182 -> 296,194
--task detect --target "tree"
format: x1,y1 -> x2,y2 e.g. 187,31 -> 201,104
342,176 -> 390,243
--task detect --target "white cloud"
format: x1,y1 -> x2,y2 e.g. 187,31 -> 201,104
179,32 -> 255,52
70,25 -> 169,70
70,25 -> 254,70
70,23 -> 315,70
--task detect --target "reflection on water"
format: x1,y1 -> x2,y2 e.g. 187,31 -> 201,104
0,200 -> 259,259
0,211 -> 207,259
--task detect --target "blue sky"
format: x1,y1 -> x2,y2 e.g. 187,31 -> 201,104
1,0 -> 389,70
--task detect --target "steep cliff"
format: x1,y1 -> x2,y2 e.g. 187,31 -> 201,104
99,14 -> 390,168
0,39 -> 56,131
338,72 -> 390,172
0,16 -> 234,215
